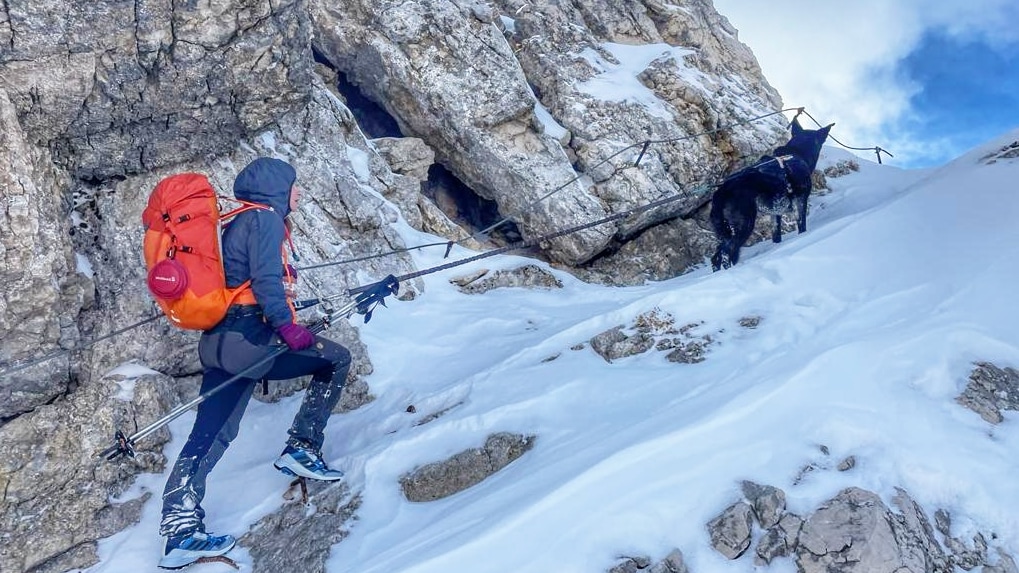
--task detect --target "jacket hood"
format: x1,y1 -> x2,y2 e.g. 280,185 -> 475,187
233,157 -> 297,215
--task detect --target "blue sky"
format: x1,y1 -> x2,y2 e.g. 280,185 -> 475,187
897,31 -> 1019,166
713,0 -> 1019,168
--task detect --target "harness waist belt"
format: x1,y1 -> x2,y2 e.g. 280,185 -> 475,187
225,304 -> 262,318
232,288 -> 257,306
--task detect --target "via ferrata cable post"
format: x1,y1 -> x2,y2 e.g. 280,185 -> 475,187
634,140 -> 651,167
874,146 -> 893,165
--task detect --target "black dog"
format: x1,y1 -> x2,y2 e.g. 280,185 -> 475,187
710,119 -> 833,271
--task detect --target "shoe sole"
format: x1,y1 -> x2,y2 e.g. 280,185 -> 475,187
273,461 -> 344,481
158,540 -> 236,569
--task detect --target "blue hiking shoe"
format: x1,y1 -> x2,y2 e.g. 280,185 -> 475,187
273,444 -> 345,481
159,530 -> 236,570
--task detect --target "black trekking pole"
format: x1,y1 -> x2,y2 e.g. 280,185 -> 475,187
100,275 -> 399,461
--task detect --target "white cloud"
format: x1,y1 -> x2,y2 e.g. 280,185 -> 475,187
920,0 -> 1019,45
711,0 -> 1018,166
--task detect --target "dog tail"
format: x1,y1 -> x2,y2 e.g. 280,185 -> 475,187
710,183 -> 731,239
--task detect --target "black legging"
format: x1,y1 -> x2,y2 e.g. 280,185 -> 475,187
160,313 -> 351,537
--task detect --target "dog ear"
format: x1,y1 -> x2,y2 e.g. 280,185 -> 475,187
818,123 -> 834,138
790,117 -> 804,136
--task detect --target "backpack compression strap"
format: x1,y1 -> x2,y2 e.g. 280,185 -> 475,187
218,199 -> 273,307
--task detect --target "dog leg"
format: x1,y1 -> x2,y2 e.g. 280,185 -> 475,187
710,192 -> 734,271
712,231 -> 735,271
796,192 -> 809,233
711,247 -> 725,272
726,242 -> 739,267
730,215 -> 757,267
772,214 -> 782,243
725,219 -> 742,269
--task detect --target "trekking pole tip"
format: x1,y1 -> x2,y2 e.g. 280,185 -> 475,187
100,430 -> 136,462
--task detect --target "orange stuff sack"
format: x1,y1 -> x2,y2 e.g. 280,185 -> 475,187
142,173 -> 264,330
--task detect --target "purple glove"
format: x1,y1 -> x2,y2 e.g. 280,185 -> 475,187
277,323 -> 315,351
284,264 -> 298,280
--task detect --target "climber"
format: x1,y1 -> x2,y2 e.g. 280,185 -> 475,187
157,157 -> 352,569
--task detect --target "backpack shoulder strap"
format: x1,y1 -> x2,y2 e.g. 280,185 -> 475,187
219,197 -> 273,221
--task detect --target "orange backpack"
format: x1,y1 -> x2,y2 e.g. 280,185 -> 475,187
142,173 -> 267,330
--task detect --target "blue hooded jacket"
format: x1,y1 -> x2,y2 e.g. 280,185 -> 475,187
223,158 -> 297,329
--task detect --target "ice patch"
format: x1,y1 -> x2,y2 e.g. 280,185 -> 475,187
106,362 -> 161,401
258,131 -> 278,152
500,15 -> 516,34
575,42 -> 701,119
534,102 -> 568,141
75,252 -> 94,278
347,145 -> 372,183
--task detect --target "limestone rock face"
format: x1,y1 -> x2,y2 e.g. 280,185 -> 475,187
372,136 -> 436,182
495,0 -> 787,279
0,0 -> 315,180
0,88 -> 88,418
371,135 -> 478,241
0,369 -> 186,573
312,0 -> 785,278
400,432 -> 536,502
312,0 -> 614,266
796,488 -> 950,573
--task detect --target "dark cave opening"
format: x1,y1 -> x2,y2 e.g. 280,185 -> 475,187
314,47 -> 403,139
421,164 -> 523,246
313,47 -> 523,246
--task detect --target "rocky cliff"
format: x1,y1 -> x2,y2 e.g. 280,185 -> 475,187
0,1 -> 794,571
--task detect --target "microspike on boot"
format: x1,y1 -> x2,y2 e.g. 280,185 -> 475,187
196,555 -> 240,569
159,554 -> 240,570
282,476 -> 309,504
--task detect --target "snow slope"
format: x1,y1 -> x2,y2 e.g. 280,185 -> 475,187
85,132 -> 1019,573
